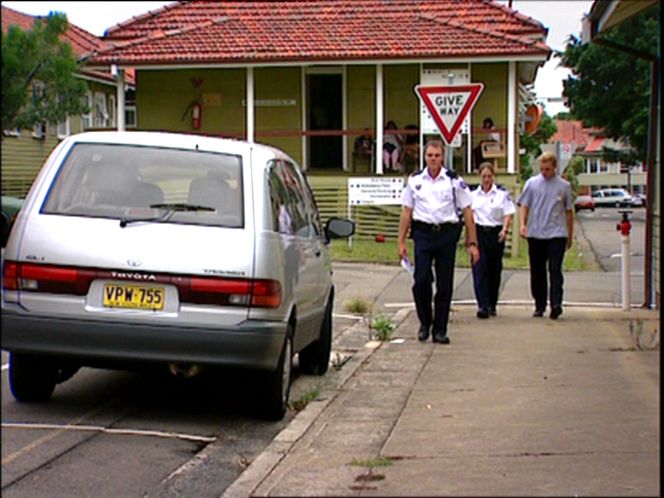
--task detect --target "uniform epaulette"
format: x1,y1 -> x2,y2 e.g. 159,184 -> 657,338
410,169 -> 425,177
496,183 -> 506,191
445,169 -> 458,179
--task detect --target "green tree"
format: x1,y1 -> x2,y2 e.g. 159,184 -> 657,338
559,5 -> 659,163
519,111 -> 557,182
2,12 -> 88,131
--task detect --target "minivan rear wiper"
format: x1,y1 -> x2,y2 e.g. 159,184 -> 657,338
119,203 -> 215,228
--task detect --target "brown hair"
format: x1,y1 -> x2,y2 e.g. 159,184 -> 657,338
478,162 -> 495,175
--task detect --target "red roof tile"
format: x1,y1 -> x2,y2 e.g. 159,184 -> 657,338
88,0 -> 550,66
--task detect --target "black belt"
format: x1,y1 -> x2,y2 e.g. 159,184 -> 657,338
412,220 -> 458,232
477,225 -> 501,232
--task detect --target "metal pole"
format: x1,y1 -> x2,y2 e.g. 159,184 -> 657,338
621,231 -> 631,311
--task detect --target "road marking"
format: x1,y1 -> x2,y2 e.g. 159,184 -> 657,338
333,313 -> 364,320
2,422 -> 216,446
1,363 -> 8,372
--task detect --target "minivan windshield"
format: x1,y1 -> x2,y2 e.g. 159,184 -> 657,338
42,143 -> 244,228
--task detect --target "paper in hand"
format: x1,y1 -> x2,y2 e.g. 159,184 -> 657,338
400,256 -> 414,274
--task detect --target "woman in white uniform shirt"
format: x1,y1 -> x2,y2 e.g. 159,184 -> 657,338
471,162 -> 516,318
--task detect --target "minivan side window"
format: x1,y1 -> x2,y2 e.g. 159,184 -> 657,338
267,160 -> 317,237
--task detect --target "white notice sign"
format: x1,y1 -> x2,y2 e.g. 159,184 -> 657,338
348,177 -> 404,206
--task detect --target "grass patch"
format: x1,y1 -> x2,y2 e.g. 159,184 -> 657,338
345,297 -> 370,314
371,314 -> 396,341
349,456 -> 393,468
331,237 -> 588,271
288,385 -> 321,412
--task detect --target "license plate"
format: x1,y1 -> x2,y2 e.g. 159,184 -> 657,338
103,284 -> 165,310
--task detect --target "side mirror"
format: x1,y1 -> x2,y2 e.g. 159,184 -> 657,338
324,218 -> 355,242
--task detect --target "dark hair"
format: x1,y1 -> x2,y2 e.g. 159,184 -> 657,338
385,120 -> 397,130
482,118 -> 494,128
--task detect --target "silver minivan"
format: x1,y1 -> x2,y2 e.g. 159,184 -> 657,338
1,131 -> 354,420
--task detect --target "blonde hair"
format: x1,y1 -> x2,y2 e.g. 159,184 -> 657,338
539,151 -> 557,167
478,162 -> 495,175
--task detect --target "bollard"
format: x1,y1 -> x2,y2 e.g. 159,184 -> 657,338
616,210 -> 632,311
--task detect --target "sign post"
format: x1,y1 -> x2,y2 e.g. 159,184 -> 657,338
414,84 -> 484,150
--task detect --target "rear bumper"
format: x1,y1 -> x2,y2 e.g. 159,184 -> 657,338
1,308 -> 287,371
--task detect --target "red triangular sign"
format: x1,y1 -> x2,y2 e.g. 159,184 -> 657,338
414,84 -> 485,145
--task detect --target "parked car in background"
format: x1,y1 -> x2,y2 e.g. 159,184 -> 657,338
591,188 -> 634,208
631,193 -> 647,207
1,195 -> 24,247
1,131 -> 355,420
574,195 -> 595,212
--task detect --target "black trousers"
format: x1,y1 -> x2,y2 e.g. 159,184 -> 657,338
412,223 -> 462,335
527,237 -> 567,312
472,225 -> 504,312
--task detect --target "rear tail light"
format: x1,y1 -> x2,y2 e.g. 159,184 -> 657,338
184,276 -> 281,308
2,261 -> 281,309
2,262 -> 95,295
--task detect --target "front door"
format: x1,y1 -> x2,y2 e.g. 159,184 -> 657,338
307,73 -> 342,169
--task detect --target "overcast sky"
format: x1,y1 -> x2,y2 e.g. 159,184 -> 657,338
2,0 -> 593,116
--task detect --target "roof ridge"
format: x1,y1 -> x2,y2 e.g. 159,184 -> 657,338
86,14 -> 220,60
421,13 -> 549,52
104,0 -> 185,37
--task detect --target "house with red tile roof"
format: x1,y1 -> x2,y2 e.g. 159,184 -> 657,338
82,0 -> 551,176
547,119 -> 647,195
1,5 -> 136,197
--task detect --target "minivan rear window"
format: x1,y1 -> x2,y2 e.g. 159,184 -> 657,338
42,143 -> 244,228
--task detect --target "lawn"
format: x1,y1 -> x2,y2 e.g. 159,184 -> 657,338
330,236 -> 587,271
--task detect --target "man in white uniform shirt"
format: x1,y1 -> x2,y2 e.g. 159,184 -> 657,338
470,162 -> 516,318
397,140 -> 480,344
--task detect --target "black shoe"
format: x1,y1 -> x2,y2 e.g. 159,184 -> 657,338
476,309 -> 489,319
550,306 -> 563,320
417,325 -> 430,342
489,308 -> 497,317
533,309 -> 544,317
432,333 -> 450,344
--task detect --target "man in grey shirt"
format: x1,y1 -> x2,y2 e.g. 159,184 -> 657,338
517,152 -> 574,319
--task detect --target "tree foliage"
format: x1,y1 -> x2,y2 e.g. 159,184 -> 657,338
519,111 -> 557,182
2,12 -> 88,131
559,5 -> 659,163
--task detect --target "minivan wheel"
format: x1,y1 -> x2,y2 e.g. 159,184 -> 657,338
258,330 -> 293,421
9,353 -> 58,402
299,298 -> 333,375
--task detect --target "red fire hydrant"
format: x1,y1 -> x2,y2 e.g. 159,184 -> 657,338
616,212 -> 632,236
616,211 -> 632,310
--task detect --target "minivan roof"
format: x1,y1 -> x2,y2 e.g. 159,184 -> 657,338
65,131 -> 290,161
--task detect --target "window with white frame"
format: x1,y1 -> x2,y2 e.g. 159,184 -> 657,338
32,82 -> 47,139
125,105 -> 137,128
57,115 -> 70,138
93,92 -> 108,128
82,92 -> 93,130
108,94 -> 116,128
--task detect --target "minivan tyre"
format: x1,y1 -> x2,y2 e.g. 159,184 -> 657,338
259,329 -> 293,421
9,352 -> 58,402
298,296 -> 333,375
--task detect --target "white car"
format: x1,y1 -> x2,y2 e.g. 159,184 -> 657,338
591,188 -> 634,208
1,131 -> 354,420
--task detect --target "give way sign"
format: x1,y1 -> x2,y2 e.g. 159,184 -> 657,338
414,84 -> 484,145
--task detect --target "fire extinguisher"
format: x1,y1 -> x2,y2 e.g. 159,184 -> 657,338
191,102 -> 202,130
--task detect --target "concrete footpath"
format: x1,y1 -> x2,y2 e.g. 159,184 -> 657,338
223,267 -> 660,497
